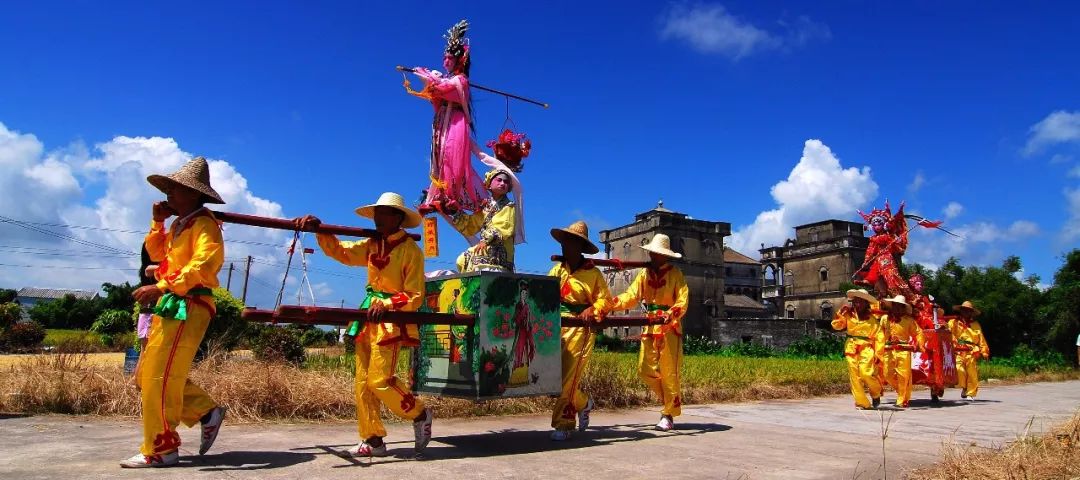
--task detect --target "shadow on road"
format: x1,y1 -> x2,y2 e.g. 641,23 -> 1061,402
299,422 -> 732,467
189,450 -> 318,471
0,413 -> 32,420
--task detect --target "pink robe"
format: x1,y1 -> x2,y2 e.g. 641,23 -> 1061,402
414,69 -> 485,213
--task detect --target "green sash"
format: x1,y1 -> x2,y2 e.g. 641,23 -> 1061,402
154,287 -> 213,321
347,287 -> 393,336
559,302 -> 589,317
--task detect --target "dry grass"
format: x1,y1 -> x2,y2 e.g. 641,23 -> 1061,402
908,411 -> 1080,479
1,350 -> 1077,424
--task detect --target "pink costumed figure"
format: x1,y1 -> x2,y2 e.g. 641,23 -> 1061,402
407,19 -> 485,216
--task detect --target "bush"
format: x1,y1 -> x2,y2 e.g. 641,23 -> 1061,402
197,288 -> 250,359
1,321 -> 47,353
722,341 -> 775,358
0,302 -> 22,331
251,326 -> 306,365
28,295 -> 103,330
991,345 -> 1069,373
683,335 -> 724,355
594,333 -> 637,352
90,309 -> 134,337
299,327 -> 336,347
783,335 -> 844,359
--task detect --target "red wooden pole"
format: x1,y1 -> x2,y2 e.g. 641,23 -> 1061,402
549,255 -> 650,271
210,210 -> 421,241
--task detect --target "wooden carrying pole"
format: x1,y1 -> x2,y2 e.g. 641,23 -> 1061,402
549,255 -> 650,271
241,305 -> 475,327
561,315 -> 666,328
210,210 -> 420,241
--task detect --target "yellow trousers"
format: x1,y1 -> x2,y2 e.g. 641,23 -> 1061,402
956,352 -> 980,398
883,350 -> 912,406
844,342 -> 882,409
355,330 -> 425,440
551,326 -> 594,431
639,331 -> 682,417
138,305 -> 216,456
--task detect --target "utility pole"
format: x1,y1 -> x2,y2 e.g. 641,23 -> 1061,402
340,299 -> 345,308
225,263 -> 235,291
241,255 -> 252,304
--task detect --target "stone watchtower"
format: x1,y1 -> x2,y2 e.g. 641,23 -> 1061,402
760,220 -> 868,320
598,201 -> 731,338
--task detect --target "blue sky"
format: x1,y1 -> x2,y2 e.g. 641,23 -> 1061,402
1,1 -> 1078,307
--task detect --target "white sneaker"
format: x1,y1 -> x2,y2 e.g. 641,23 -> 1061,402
199,406 -> 227,455
577,398 -> 594,432
119,451 -> 178,468
347,441 -> 388,457
655,416 -> 674,431
413,408 -> 434,452
550,429 -> 572,441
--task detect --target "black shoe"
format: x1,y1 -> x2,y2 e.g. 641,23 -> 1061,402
871,397 -> 881,408
931,394 -> 940,403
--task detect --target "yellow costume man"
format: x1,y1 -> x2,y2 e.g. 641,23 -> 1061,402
298,192 -> 433,457
879,295 -> 923,408
121,157 -> 227,468
949,300 -> 989,400
451,168 -> 519,272
607,234 -> 688,431
548,221 -> 610,441
832,288 -> 885,410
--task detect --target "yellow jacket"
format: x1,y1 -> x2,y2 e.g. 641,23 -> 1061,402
880,314 -> 924,352
453,197 -> 516,270
832,307 -> 885,360
949,318 -> 989,359
609,265 -> 689,336
145,208 -> 223,299
317,230 -> 424,345
548,260 -> 610,321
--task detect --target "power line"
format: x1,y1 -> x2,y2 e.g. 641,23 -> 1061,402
0,263 -> 140,271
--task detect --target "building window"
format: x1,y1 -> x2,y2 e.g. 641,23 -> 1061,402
623,242 -> 631,255
820,301 -> 833,320
741,335 -> 753,344
786,304 -> 796,319
641,237 -> 649,246
811,232 -> 819,242
761,335 -> 773,348
725,267 -> 732,276
819,266 -> 829,282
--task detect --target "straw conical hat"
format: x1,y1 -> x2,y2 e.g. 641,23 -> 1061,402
355,192 -> 422,229
882,295 -> 912,314
846,288 -> 877,304
550,220 -> 599,254
147,156 -> 225,204
953,300 -> 981,316
640,234 -> 682,259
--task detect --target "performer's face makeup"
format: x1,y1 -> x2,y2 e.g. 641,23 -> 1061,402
373,206 -> 404,234
910,277 -> 923,292
871,218 -> 886,234
443,55 -> 456,73
488,174 -> 510,197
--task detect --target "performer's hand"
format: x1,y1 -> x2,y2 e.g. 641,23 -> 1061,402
839,305 -> 853,316
295,215 -> 322,231
133,285 -> 164,306
152,201 -> 176,222
144,265 -> 158,279
367,299 -> 387,322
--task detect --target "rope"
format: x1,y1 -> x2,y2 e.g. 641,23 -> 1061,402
274,229 -> 300,308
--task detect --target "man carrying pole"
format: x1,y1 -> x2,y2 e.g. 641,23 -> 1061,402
832,288 -> 886,410
879,295 -> 923,408
605,234 -> 688,431
548,221 -> 610,441
949,300 -> 989,401
121,157 -> 227,468
296,192 -> 433,457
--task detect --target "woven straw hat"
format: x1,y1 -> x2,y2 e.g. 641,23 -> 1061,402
640,234 -> 682,259
882,295 -> 912,314
550,220 -> 599,254
953,300 -> 981,316
147,156 -> 225,204
355,192 -> 422,229
846,288 -> 877,304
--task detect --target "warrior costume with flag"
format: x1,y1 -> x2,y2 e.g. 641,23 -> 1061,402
608,235 -> 689,421
129,157 -> 226,466
547,221 -> 610,435
853,201 -> 913,298
879,296 -> 924,407
313,193 -> 428,443
949,301 -> 989,399
832,289 -> 886,409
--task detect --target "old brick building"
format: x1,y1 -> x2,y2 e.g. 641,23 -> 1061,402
598,201 -> 730,338
759,219 -> 868,320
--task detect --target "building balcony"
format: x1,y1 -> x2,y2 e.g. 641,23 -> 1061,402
761,285 -> 782,299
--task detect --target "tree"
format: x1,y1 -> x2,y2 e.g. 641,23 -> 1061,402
1037,249 -> 1080,363
0,288 -> 17,304
0,302 -> 23,331
100,282 -> 137,311
28,294 -> 103,330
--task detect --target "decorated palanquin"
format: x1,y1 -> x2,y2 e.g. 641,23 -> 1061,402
911,328 -> 958,397
413,272 -> 563,400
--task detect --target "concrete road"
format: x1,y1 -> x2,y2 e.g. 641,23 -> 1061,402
2,381 -> 1077,479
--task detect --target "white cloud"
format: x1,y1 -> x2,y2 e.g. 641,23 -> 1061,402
1051,153 -> 1074,165
727,139 -> 878,253
942,201 -> 964,220
0,121 -> 299,307
907,170 -> 926,194
1023,110 -> 1080,156
659,2 -> 829,60
905,218 -> 1041,269
1068,164 -> 1080,179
